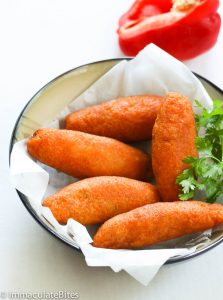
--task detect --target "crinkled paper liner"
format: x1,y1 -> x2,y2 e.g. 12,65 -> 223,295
10,44 -> 220,286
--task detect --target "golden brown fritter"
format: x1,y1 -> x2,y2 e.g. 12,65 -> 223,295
65,95 -> 163,142
93,201 -> 223,249
152,93 -> 198,202
43,176 -> 160,225
27,128 -> 152,180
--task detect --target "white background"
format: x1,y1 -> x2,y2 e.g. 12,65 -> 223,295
1,1 -> 223,299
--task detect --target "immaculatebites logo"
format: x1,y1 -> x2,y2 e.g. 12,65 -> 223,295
0,291 -> 79,299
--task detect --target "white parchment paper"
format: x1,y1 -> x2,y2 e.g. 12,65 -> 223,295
10,44 -> 214,285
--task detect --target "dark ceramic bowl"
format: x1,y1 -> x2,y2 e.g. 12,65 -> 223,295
9,58 -> 223,263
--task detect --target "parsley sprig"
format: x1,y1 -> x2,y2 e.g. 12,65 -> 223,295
176,100 -> 223,203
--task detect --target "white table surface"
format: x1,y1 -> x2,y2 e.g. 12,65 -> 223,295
1,1 -> 223,299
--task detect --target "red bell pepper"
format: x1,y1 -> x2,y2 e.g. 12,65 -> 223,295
118,0 -> 221,60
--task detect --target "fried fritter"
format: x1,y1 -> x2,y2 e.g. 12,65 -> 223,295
43,176 -> 160,225
152,93 -> 198,202
65,95 -> 163,142
93,201 -> 223,249
27,128 -> 151,180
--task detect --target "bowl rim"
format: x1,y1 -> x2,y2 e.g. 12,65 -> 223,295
9,57 -> 223,264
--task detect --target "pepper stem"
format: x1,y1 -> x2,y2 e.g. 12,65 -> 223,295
172,0 -> 202,12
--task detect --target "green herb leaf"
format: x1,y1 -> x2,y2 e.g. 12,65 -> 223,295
177,100 -> 223,203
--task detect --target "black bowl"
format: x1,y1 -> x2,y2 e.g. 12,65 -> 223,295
9,58 -> 223,264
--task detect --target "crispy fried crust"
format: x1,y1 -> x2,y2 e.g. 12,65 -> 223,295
93,201 -> 223,249
43,176 -> 160,225
152,93 -> 198,202
65,95 -> 163,142
27,129 -> 151,180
